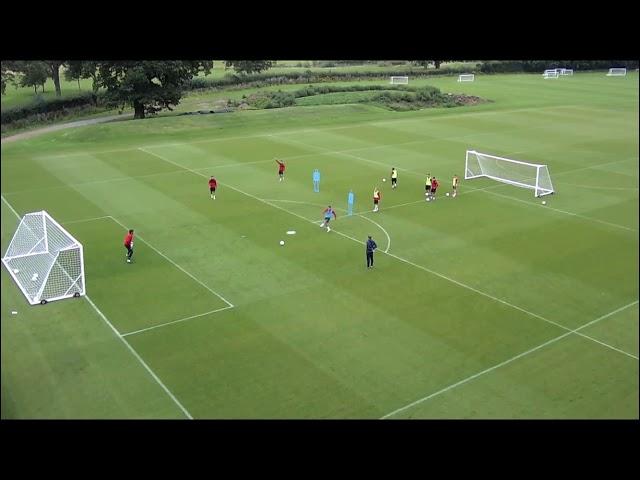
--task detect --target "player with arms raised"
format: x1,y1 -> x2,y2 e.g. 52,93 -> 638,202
275,159 -> 286,181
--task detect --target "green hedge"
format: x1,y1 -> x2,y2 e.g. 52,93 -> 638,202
186,66 -> 474,92
479,60 -> 639,74
231,84 -> 479,112
2,92 -> 101,124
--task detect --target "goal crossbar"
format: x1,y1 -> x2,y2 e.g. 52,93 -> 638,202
389,76 -> 409,84
465,150 -> 555,197
2,210 -> 85,305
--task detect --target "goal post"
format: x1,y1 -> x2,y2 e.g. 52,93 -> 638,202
607,68 -> 626,76
458,74 -> 475,82
465,150 -> 555,197
543,69 -> 559,79
389,76 -> 409,84
2,211 -> 85,305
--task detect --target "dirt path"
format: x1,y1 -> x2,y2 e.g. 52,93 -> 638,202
1,113 -> 133,144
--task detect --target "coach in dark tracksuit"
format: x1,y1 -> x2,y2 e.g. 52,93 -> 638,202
366,235 -> 377,269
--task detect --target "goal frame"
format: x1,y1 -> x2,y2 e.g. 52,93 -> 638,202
543,69 -> 559,79
2,210 -> 85,305
464,150 -> 555,197
458,74 -> 475,82
389,76 -> 409,85
606,68 -> 627,76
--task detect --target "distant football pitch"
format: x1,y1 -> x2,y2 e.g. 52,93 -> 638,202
1,72 -> 638,418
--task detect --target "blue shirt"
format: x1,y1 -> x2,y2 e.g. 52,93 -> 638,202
366,239 -> 377,253
313,171 -> 320,181
348,192 -> 354,204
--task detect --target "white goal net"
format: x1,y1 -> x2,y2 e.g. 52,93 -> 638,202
458,74 -> 475,82
607,68 -> 627,76
543,69 -> 559,79
390,76 -> 409,84
465,150 -> 555,197
2,211 -> 85,305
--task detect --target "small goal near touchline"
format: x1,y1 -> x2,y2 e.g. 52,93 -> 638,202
465,150 -> 555,197
2,210 -> 85,305
607,68 -> 627,76
390,76 -> 408,85
458,74 -> 475,82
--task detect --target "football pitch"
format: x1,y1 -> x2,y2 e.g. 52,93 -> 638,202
1,72 -> 638,418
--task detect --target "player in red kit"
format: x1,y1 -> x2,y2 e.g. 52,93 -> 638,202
124,229 -> 134,263
208,176 -> 217,199
275,159 -> 285,181
430,177 -> 439,200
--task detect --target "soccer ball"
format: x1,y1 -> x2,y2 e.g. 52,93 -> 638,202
279,240 -> 285,246
542,201 -> 546,205
446,192 -> 450,197
382,178 -> 386,182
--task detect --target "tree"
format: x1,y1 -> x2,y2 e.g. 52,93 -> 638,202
44,60 -> 64,96
96,61 -> 213,119
224,60 -> 274,75
64,61 -> 84,91
413,60 -> 446,69
17,61 -> 49,94
1,61 -> 19,95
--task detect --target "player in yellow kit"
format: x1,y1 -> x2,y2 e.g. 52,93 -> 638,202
452,174 -> 459,198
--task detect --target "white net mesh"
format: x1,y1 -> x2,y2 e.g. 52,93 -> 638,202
465,150 -> 554,197
390,76 -> 408,84
2,211 -> 85,305
5,212 -> 47,258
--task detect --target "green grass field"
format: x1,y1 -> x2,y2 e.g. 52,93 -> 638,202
1,72 -> 638,418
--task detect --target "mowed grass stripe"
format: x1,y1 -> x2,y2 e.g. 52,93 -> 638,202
66,217 -> 230,333
382,300 -> 639,419
137,147 -> 637,360
1,197 -> 190,419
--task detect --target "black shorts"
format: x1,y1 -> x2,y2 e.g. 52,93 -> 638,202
279,171 -> 284,176
373,199 -> 379,204
452,185 -> 457,190
210,187 -> 216,193
391,178 -> 397,184
431,188 -> 436,193
425,185 -> 430,191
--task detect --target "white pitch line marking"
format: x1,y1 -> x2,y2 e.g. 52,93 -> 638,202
1,194 -> 193,419
138,149 -> 638,361
61,215 -> 113,225
121,305 -> 234,337
106,212 -> 234,308
479,189 -> 637,233
381,300 -> 639,419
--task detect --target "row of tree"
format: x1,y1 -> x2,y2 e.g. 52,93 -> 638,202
0,60 -> 445,119
1,61 -> 279,119
2,61 -> 64,96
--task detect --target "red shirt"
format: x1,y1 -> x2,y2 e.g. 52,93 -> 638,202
431,179 -> 439,189
209,178 -> 217,188
277,160 -> 285,173
124,233 -> 133,246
